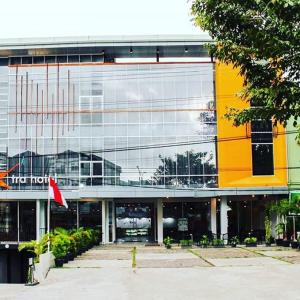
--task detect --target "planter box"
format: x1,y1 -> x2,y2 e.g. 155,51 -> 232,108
245,243 -> 257,247
291,241 -> 298,249
282,240 -> 290,247
213,245 -> 225,248
275,239 -> 283,246
55,258 -> 64,268
34,252 -> 55,282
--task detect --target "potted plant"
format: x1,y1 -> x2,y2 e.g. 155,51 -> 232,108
51,233 -> 71,267
291,239 -> 299,249
163,236 -> 173,249
265,216 -> 272,246
230,236 -> 239,248
212,239 -> 225,248
275,223 -> 284,246
244,236 -> 257,247
180,239 -> 192,249
18,234 -> 49,263
198,235 -> 209,248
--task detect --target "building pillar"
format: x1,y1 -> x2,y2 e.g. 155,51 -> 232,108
210,198 -> 217,235
157,199 -> 163,244
36,200 -> 40,241
112,201 -> 116,243
220,197 -> 229,243
102,200 -> 107,244
36,200 -> 46,240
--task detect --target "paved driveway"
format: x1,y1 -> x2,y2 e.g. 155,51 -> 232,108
1,245 -> 300,300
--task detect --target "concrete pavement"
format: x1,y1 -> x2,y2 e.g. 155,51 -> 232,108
1,245 -> 300,300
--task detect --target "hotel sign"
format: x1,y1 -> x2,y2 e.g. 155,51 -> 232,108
11,175 -> 50,184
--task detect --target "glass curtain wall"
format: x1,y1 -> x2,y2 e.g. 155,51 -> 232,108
3,62 -> 217,190
163,201 -> 210,241
227,196 -> 269,242
19,201 -> 36,241
0,202 -> 18,241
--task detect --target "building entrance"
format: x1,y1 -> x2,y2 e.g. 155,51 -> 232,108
115,203 -> 154,242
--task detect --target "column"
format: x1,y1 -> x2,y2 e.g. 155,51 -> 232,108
112,201 -> 116,242
210,198 -> 217,235
102,200 -> 107,244
157,199 -> 163,244
220,196 -> 229,243
36,200 -> 40,240
36,200 -> 46,240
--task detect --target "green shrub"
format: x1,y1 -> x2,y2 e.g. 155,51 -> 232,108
265,216 -> 272,244
230,236 -> 239,245
199,235 -> 209,247
18,234 -> 49,263
180,239 -> 192,246
212,239 -> 224,246
163,236 -> 173,248
244,237 -> 257,245
51,233 -> 71,259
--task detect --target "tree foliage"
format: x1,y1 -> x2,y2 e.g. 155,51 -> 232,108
191,0 -> 300,127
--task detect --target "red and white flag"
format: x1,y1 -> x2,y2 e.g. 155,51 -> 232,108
49,176 -> 68,209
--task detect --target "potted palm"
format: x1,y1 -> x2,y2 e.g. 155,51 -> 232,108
275,223 -> 284,246
198,235 -> 209,248
163,236 -> 173,249
265,216 -> 272,246
230,236 -> 239,248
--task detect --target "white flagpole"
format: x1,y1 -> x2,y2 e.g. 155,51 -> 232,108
47,176 -> 51,252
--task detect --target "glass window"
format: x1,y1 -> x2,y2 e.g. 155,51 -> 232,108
51,201 -> 77,229
79,202 -> 101,229
33,56 -> 45,64
81,162 -> 91,176
0,202 -> 18,241
19,202 -> 36,241
252,144 -> 274,175
45,56 -> 56,63
68,55 -> 79,63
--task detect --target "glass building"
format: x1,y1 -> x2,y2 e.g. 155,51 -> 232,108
0,35 -> 288,246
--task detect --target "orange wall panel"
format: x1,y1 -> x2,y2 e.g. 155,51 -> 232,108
216,63 -> 287,188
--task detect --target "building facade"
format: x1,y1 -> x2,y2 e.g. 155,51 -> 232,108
0,35 -> 290,247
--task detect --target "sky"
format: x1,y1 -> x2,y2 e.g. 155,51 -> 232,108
0,0 -> 203,39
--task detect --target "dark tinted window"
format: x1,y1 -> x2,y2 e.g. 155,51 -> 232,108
22,57 -> 32,64
80,55 -> 92,62
10,57 -> 21,65
45,56 -> 56,63
0,58 -> 8,66
57,56 -> 67,63
252,144 -> 274,175
251,120 -> 272,132
251,132 -> 273,143
68,55 -> 79,63
33,56 -> 45,64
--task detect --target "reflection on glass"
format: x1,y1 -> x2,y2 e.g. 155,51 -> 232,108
5,63 -> 217,190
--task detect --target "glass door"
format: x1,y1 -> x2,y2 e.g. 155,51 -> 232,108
115,203 -> 154,242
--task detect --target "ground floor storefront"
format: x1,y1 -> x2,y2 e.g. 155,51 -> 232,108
0,194 -> 290,245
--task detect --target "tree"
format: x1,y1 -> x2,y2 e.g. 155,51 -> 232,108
268,196 -> 300,239
191,0 -> 300,128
